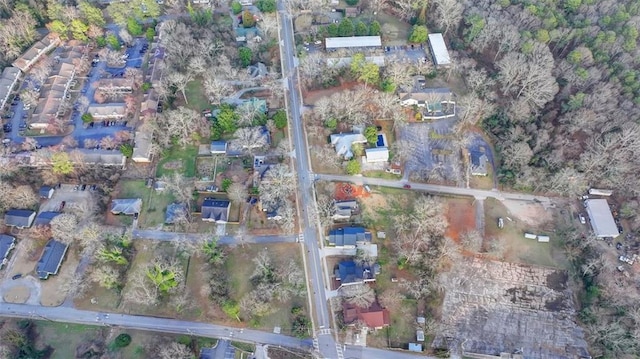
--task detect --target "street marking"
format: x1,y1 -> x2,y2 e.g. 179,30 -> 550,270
312,338 -> 319,351
336,343 -> 344,359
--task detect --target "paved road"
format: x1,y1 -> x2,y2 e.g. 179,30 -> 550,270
277,2 -> 340,359
131,229 -> 296,244
345,345 -> 435,359
0,303 -> 310,350
315,173 -> 553,204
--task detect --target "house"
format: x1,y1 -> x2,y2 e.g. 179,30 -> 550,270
328,227 -> 371,247
36,239 -> 68,279
87,103 -> 127,120
263,200 -> 283,221
325,36 -> 381,50
427,33 -> 451,67
470,151 -> 488,176
4,209 -> 36,228
210,141 -> 228,154
398,88 -> 455,119
74,149 -> 126,168
332,200 -> 359,221
0,234 -> 16,269
0,67 -> 21,111
39,185 -> 55,199
132,129 -> 153,163
408,343 -> 423,352
365,147 -> 389,163
165,203 -> 189,224
335,260 -> 376,286
201,199 -> 231,223
417,330 -> 425,341
330,129 -> 367,160
34,211 -> 61,226
343,301 -> 390,330
110,198 -> 142,215
585,199 -> 619,238
12,34 -> 61,72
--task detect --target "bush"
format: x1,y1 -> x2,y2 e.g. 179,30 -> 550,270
145,27 -> 155,42
127,18 -> 143,36
242,9 -> 256,28
114,334 -> 132,348
408,25 -> 428,43
256,0 -> 276,12
120,143 -> 133,157
345,159 -> 360,175
106,34 -> 121,50
325,118 -> 337,129
141,82 -> 152,92
231,1 -> 243,14
81,113 -> 93,124
345,0 -> 358,5
221,178 -> 232,192
238,46 -> 252,66
364,126 -> 377,144
272,109 -> 287,129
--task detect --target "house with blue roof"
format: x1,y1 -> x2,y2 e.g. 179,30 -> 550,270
334,260 -> 377,287
328,227 -> 371,248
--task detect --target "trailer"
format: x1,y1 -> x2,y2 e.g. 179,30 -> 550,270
588,188 -> 613,196
537,235 -> 550,243
524,233 -> 537,240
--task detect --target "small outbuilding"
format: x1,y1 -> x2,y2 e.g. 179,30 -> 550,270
39,186 -> 55,199
4,209 -> 36,228
427,33 -> 451,67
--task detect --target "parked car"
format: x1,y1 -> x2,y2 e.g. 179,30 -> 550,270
11,274 -> 22,280
579,214 -> 586,224
80,184 -> 87,191
59,201 -> 66,211
403,184 -> 411,189
134,212 -> 139,219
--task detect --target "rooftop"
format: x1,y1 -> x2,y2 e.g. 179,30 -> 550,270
328,227 -> 370,247
428,33 -> 451,66
343,301 -> 390,329
4,209 -> 35,228
111,198 -> 142,215
34,211 -> 61,226
0,234 -> 16,266
36,239 -> 68,279
330,132 -> 367,159
201,199 -> 231,223
335,260 -> 375,285
585,199 -> 619,238
325,36 -> 382,49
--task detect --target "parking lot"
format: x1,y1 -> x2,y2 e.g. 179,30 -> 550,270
38,184 -> 97,216
2,37 -> 148,149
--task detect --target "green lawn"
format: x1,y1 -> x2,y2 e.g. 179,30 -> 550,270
34,321 -> 106,359
185,78 -> 211,112
118,180 -> 176,228
156,145 -> 199,178
362,170 -> 402,180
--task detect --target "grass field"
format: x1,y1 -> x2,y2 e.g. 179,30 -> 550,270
35,321 -> 106,359
156,145 -> 199,178
184,78 -> 211,112
362,170 -> 402,180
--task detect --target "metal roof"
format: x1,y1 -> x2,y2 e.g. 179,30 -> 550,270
585,199 -> 619,238
428,33 -> 451,66
37,239 -> 68,279
325,36 -> 382,49
110,198 -> 142,215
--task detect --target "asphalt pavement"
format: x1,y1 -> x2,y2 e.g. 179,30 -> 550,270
131,229 -> 297,244
0,303 -> 311,350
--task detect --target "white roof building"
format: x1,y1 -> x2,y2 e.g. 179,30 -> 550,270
330,132 -> 367,159
325,36 -> 382,50
132,129 -> 153,163
365,147 -> 389,163
427,33 -> 451,67
585,199 -> 619,238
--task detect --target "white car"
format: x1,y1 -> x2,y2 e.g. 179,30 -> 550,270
579,214 -> 586,224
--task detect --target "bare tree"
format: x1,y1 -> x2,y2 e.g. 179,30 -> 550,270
165,72 -> 193,104
5,185 -> 38,209
50,213 -> 78,244
340,283 -> 375,308
21,137 -> 38,152
203,74 -> 233,105
161,172 -> 195,207
155,107 -> 209,147
232,127 -> 269,154
433,0 -> 463,35
90,266 -> 120,289
227,183 -> 246,203
118,28 -> 133,46
460,230 -> 483,252
154,342 -> 193,359
259,164 -> 296,208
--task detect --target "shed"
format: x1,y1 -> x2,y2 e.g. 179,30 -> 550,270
210,140 -> 228,154
524,233 -> 537,240
416,330 -> 425,341
39,186 -> 55,199
34,211 -> 61,226
427,33 -> 451,67
0,234 -> 16,269
537,235 -> 550,243
36,239 -> 68,279
408,343 -> 423,352
4,209 -> 36,228
585,199 -> 619,238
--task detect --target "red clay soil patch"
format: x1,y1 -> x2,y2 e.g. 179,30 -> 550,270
334,182 -> 370,201
445,198 -> 476,242
302,81 -> 360,105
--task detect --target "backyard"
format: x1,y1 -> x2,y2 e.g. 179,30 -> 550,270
156,145 -> 199,178
184,78 -> 210,112
117,179 -> 176,228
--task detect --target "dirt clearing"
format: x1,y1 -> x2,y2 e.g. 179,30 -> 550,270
445,198 -> 476,241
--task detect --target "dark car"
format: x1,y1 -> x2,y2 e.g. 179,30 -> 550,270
81,184 -> 87,191
90,185 -> 97,192
134,212 -> 139,219
403,184 -> 411,189
59,201 -> 66,211
3,125 -> 11,133
11,274 -> 22,280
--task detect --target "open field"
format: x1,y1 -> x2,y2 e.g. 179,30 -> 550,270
184,78 -> 210,112
156,145 -> 199,178
375,12 -> 411,45
484,198 -> 567,268
34,321 -> 106,359
445,197 -> 476,241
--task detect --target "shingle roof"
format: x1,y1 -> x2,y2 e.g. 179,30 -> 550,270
210,141 -> 227,154
0,234 -> 16,263
34,211 -> 61,226
342,301 -> 390,329
110,198 -> 142,215
36,239 -> 68,279
4,209 -> 35,228
336,260 -> 374,284
328,227 -> 370,246
39,186 -> 54,198
201,199 -> 231,223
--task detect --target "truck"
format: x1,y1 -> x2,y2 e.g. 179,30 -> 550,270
588,188 -> 613,196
